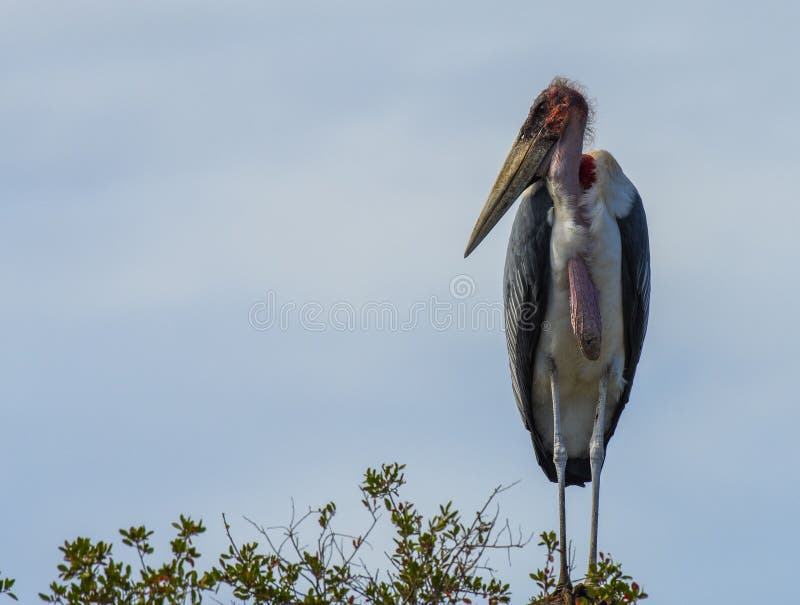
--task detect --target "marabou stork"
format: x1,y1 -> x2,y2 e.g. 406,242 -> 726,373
464,78 -> 650,587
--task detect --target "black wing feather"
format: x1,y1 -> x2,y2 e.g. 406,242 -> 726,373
502,184 -> 560,482
606,192 -> 651,442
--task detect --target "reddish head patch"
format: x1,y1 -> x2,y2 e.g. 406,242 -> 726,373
520,79 -> 591,140
544,88 -> 570,133
544,84 -> 589,134
579,154 -> 596,190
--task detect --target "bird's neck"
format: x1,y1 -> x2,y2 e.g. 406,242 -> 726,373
548,112 -> 588,227
548,110 -> 602,360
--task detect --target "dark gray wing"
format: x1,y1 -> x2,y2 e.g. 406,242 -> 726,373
503,183 -> 558,481
606,191 -> 651,442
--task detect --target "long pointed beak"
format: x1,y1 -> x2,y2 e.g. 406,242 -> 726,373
464,127 -> 557,257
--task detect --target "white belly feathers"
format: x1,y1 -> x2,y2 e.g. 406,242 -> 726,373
530,150 -> 633,458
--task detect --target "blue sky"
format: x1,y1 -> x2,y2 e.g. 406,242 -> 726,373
2,1 -> 799,602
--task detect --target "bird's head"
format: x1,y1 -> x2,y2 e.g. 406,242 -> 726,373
464,78 -> 590,257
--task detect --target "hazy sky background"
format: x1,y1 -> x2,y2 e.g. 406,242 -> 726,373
2,1 -> 799,603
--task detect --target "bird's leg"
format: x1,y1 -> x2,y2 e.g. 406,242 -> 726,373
587,369 -> 609,576
549,359 -> 571,589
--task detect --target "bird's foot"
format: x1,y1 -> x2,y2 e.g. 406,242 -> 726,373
571,582 -> 590,595
550,584 -> 595,605
551,584 -> 576,605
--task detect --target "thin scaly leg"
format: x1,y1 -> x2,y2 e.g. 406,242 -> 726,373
549,359 -> 570,588
587,370 -> 609,574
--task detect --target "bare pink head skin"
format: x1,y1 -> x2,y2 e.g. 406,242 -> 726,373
540,80 -> 602,360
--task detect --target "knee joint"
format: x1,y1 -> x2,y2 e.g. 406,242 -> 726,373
553,442 -> 568,469
589,440 -> 604,468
